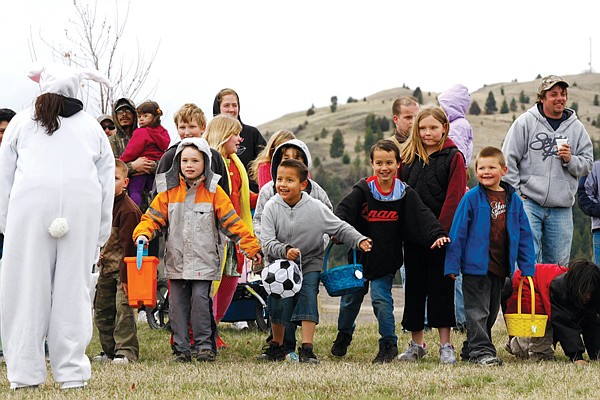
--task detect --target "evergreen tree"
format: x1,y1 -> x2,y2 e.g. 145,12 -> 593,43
500,98 -> 509,114
355,136 -> 363,153
594,94 -> 599,106
330,96 -> 338,113
485,91 -> 498,114
330,128 -> 345,158
379,116 -> 390,132
320,127 -> 329,138
510,97 -> 518,112
306,104 -> 315,116
519,90 -> 530,104
571,102 -> 579,114
469,100 -> 481,116
413,87 -> 424,104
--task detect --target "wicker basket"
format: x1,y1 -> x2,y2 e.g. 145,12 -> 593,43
320,243 -> 365,297
504,276 -> 548,337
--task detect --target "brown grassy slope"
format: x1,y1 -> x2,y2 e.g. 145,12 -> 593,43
258,73 -> 600,172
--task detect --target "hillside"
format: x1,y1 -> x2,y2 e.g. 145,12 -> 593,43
258,73 -> 600,175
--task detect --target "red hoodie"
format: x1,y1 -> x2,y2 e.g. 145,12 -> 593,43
506,264 -> 568,318
120,125 -> 170,162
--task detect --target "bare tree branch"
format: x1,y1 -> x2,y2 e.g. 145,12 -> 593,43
29,0 -> 159,114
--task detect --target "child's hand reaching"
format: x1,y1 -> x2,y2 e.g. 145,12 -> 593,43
286,247 -> 300,260
252,251 -> 263,266
135,235 -> 150,248
359,238 -> 373,252
431,236 -> 450,249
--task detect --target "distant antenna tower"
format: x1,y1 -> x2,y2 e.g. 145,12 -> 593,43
590,37 -> 593,73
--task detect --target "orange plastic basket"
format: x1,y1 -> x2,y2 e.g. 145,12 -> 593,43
504,276 -> 548,337
124,254 -> 159,308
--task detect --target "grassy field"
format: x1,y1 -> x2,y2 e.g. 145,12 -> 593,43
1,319 -> 599,399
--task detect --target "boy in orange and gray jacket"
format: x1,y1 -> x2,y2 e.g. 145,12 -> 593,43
133,137 -> 262,363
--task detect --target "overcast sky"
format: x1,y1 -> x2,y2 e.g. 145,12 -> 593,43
1,0 -> 598,135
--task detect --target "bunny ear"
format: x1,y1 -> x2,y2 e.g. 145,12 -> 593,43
79,68 -> 112,88
27,62 -> 45,83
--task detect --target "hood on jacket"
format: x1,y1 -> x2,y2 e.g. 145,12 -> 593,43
438,84 -> 470,123
155,137 -> 219,193
270,139 -> 312,182
112,98 -> 138,134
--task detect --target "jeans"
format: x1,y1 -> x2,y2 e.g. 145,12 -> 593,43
337,274 -> 397,345
522,199 -> 572,266
454,273 -> 466,327
268,271 -> 320,325
593,231 -> 600,267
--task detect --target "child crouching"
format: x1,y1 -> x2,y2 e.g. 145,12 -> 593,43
133,138 -> 262,362
260,159 -> 371,363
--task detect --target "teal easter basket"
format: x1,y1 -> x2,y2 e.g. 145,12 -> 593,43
321,242 -> 365,297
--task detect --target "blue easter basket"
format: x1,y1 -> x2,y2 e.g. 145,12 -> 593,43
321,242 -> 365,297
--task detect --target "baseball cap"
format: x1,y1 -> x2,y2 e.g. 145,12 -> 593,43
97,114 -> 113,124
537,75 -> 569,96
115,103 -> 134,112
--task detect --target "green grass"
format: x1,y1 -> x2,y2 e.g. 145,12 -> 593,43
1,321 -> 598,399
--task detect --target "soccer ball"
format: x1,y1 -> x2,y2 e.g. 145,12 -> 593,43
261,259 -> 302,299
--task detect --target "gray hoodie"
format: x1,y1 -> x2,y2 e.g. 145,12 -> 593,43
502,104 -> 593,207
261,192 -> 367,274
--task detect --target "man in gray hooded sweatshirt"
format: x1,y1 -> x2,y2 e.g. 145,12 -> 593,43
502,75 -> 593,266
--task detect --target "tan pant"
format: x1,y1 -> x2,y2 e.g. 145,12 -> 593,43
507,324 -> 554,361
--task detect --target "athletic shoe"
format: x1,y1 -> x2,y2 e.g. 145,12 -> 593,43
398,340 -> 427,362
216,335 -> 229,350
111,355 -> 130,365
331,332 -> 352,357
439,343 -> 457,364
285,351 -> 299,363
10,383 -> 39,390
137,310 -> 148,323
173,353 -> 192,363
91,352 -> 111,363
258,342 -> 286,362
477,355 -> 503,366
196,349 -> 216,362
372,342 -> 399,364
232,321 -> 249,330
298,346 -> 320,364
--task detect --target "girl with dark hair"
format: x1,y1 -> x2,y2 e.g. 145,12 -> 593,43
505,259 -> 600,363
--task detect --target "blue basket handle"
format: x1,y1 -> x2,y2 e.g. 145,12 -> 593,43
136,240 -> 148,271
323,242 -> 358,273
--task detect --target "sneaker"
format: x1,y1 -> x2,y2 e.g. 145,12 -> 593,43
258,342 -> 286,361
477,355 -> 503,366
285,351 -> 299,363
331,332 -> 352,357
91,352 -> 111,363
173,353 -> 192,363
111,355 -> 130,365
298,346 -> 320,364
232,321 -> 249,331
372,342 -> 399,364
196,348 -> 216,362
216,335 -> 229,350
398,340 -> 427,362
439,343 -> 457,364
10,383 -> 39,390
137,310 -> 148,323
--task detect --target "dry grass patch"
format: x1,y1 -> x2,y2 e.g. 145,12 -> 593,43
1,321 -> 598,399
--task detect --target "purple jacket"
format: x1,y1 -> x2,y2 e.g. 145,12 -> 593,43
438,84 -> 473,167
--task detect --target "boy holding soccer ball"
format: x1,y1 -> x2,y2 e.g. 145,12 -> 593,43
260,159 -> 372,363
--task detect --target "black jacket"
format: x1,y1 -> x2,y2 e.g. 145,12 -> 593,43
335,178 -> 446,280
550,274 -> 600,361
